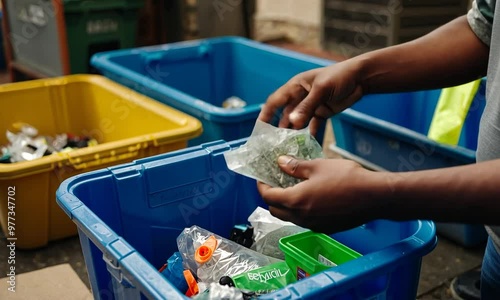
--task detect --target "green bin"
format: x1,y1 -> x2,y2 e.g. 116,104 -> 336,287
63,0 -> 144,74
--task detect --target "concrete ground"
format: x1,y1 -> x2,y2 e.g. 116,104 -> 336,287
0,43 -> 487,299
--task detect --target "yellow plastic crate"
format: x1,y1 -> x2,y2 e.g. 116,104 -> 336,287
0,75 -> 202,249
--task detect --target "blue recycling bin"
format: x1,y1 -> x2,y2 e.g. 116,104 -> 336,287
90,36 -> 333,146
57,138 -> 437,300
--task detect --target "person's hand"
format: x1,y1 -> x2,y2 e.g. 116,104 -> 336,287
257,156 -> 391,234
258,60 -> 364,135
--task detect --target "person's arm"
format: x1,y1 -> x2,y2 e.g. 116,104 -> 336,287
356,15 -> 489,94
257,157 -> 500,234
259,14 -> 490,131
381,159 -> 500,225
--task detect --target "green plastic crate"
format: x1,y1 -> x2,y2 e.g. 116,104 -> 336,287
279,231 -> 363,280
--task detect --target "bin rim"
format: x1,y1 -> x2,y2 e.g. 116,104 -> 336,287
332,108 -> 477,162
90,36 -> 335,123
0,75 -> 202,180
56,139 -> 437,300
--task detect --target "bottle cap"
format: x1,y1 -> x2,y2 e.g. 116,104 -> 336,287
195,235 -> 217,264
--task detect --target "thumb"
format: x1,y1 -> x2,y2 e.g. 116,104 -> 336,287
277,156 -> 314,179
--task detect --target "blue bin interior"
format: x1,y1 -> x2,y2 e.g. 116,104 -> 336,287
60,140 -> 436,299
346,80 -> 486,151
97,37 -> 331,110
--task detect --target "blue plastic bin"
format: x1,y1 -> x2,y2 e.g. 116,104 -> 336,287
331,79 -> 488,247
90,37 -> 332,146
57,139 -> 437,300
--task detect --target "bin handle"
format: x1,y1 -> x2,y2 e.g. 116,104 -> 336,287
65,146 -> 141,170
141,41 -> 213,66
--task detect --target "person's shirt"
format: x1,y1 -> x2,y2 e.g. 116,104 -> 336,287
468,0 -> 500,252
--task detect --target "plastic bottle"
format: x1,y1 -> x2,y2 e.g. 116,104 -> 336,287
177,225 -> 281,284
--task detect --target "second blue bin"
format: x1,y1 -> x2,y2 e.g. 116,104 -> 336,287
331,79 -> 488,247
91,37 -> 333,146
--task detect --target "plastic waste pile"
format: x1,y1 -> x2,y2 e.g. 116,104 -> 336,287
159,207 -> 312,299
156,118 -> 356,299
0,123 -> 98,163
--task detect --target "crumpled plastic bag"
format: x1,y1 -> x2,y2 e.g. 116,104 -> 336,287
251,225 -> 307,260
223,120 -> 324,188
247,207 -> 307,260
248,207 -> 301,244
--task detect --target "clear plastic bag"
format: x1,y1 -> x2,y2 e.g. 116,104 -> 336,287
247,207 -> 307,260
177,225 -> 280,284
248,207 -> 301,244
223,120 -> 324,188
251,226 -> 307,260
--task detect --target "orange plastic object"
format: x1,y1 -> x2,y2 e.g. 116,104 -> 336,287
183,270 -> 199,297
195,235 -> 218,264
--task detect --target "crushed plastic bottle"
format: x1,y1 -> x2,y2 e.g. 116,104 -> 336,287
177,225 -> 281,284
6,129 -> 48,162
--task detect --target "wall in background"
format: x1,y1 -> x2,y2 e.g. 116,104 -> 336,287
256,0 -> 321,26
253,0 -> 322,48
253,0 -> 474,49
